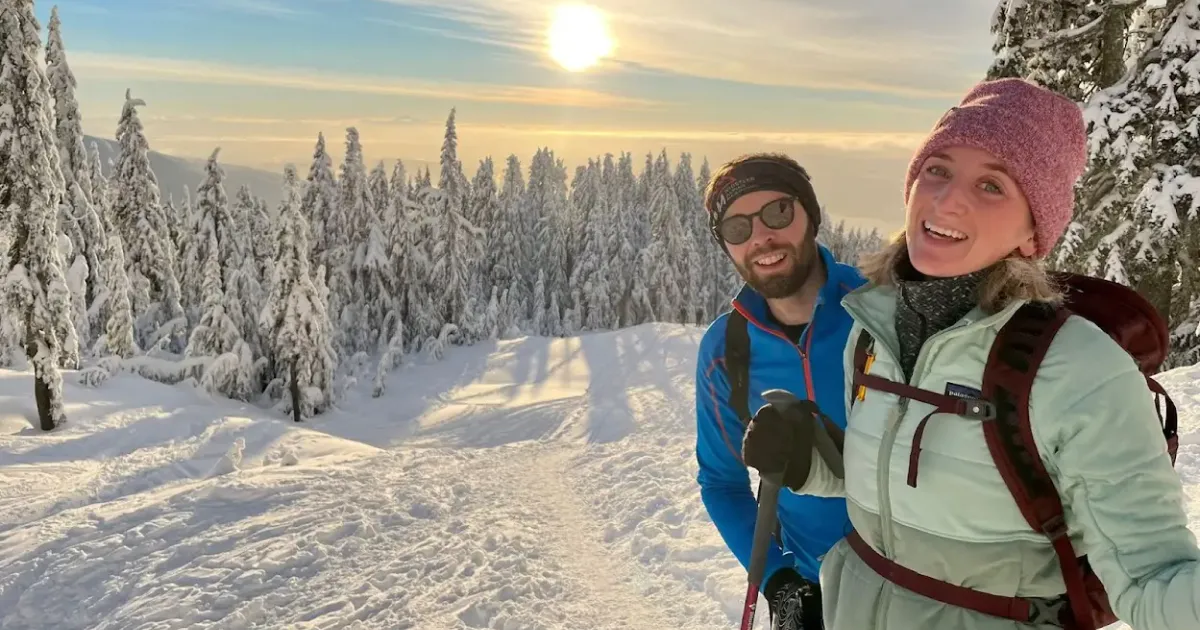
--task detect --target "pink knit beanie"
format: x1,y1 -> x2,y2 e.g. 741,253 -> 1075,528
903,78 -> 1088,258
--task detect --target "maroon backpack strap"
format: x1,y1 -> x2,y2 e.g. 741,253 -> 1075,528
979,302 -> 1096,630
1146,376 -> 1180,464
851,329 -> 996,486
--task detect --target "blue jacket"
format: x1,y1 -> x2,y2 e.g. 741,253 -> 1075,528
695,243 -> 866,587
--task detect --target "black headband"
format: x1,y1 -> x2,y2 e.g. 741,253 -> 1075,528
707,159 -> 821,237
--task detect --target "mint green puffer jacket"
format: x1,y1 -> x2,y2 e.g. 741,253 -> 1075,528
796,282 -> 1200,630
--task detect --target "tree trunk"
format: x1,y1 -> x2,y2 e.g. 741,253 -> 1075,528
27,308 -> 57,431
34,368 -> 54,431
1097,3 -> 1137,89
290,359 -> 301,423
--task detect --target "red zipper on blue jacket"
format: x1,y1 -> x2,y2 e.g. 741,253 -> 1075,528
730,300 -> 819,402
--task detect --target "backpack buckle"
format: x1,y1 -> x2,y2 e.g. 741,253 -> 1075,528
1026,596 -> 1067,625
1040,514 -> 1069,540
957,399 -> 996,420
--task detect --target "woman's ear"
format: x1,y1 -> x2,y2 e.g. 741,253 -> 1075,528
1016,234 -> 1037,258
1015,215 -> 1038,258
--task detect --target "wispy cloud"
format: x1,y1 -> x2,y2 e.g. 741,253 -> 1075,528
168,0 -> 307,17
366,17 -> 526,51
372,0 -> 994,99
69,52 -> 659,109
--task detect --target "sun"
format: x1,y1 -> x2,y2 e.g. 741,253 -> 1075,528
547,4 -> 614,72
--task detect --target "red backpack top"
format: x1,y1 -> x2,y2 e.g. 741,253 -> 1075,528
848,271 -> 1179,630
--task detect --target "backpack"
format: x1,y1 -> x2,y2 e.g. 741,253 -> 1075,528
724,309 -> 754,425
723,309 -> 791,548
849,271 -> 1179,630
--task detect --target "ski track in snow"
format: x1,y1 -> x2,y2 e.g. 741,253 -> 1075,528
0,323 -> 1197,629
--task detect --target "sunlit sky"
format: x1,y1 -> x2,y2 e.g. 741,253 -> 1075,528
45,0 -> 999,233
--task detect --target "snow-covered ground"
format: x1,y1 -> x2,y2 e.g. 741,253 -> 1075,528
0,323 -> 1197,629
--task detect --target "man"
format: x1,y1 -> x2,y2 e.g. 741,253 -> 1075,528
694,153 -> 866,629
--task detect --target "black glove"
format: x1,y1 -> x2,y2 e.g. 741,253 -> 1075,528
742,401 -> 816,491
765,569 -> 823,630
742,393 -> 844,491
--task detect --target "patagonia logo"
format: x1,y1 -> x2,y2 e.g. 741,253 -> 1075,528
944,382 -> 982,400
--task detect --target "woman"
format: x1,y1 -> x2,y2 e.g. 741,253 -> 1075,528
741,77 -> 1200,630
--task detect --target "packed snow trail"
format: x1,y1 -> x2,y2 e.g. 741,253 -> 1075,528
0,323 -> 1197,629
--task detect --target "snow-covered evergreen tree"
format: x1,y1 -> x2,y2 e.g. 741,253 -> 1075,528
185,229 -> 239,360
610,152 -> 646,326
87,141 -> 109,222
493,154 -> 527,327
110,89 -> 184,349
225,185 -> 264,369
260,165 -> 336,418
300,132 -> 338,281
644,150 -> 688,322
0,0 -> 77,429
566,159 -> 612,330
170,186 -> 192,280
674,153 -> 706,324
45,6 -> 105,351
528,148 -> 569,318
988,0 -> 1143,100
359,160 -> 394,351
99,229 -> 137,358
546,291 -> 562,336
402,184 -> 441,350
183,150 -> 234,313
471,157 -> 498,298
819,212 -> 886,264
181,149 -> 257,399
696,156 -> 732,317
429,185 -> 484,342
531,268 -> 547,335
439,108 -> 468,204
384,159 -> 420,347
332,126 -> 372,353
250,195 -> 273,285
1066,0 -> 1200,367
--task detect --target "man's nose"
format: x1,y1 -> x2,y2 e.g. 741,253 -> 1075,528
746,219 -> 777,248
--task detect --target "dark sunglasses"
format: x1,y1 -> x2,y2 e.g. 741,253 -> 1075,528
718,197 -> 796,245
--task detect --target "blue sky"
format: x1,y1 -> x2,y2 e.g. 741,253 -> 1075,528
43,0 -> 1000,232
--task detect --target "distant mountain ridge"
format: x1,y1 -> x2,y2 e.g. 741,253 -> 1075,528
85,135 -> 285,210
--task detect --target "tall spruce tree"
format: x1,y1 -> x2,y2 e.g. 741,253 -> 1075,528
110,89 -> 184,347
333,126 -> 372,353
1067,0 -> 1200,367
495,154 -> 527,326
99,228 -> 137,359
46,6 -> 105,350
360,160 -> 394,351
673,153 -> 705,324
301,132 -> 338,282
261,165 -> 336,418
0,0 -> 77,429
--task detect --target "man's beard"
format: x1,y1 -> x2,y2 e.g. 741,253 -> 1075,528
737,237 -> 821,299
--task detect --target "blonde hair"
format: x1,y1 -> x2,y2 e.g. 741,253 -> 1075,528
858,231 -> 1064,313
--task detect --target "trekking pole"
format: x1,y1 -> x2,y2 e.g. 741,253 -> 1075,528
740,389 -> 842,629
741,469 -> 783,630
